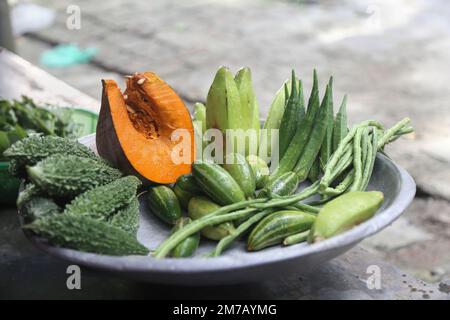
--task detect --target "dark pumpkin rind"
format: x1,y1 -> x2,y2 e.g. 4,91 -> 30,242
96,80 -> 151,185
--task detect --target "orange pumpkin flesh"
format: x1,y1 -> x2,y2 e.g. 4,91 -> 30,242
96,72 -> 194,184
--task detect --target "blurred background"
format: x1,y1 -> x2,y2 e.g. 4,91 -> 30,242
1,0 -> 449,283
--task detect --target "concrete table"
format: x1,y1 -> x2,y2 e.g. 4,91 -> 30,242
0,48 -> 448,300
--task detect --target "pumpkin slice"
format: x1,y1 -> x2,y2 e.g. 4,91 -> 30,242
96,72 -> 195,184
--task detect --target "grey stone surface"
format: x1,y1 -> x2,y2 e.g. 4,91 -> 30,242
0,206 -> 448,299
363,218 -> 433,251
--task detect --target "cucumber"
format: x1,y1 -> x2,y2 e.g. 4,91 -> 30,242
259,171 -> 299,198
146,186 -> 182,225
192,161 -> 245,205
171,217 -> 200,258
24,214 -> 149,256
173,174 -> 203,209
308,191 -> 384,243
278,71 -> 305,159
223,153 -> 256,198
173,185 -> 195,210
246,155 -> 269,189
188,196 -> 235,240
248,210 -> 316,251
175,174 -> 203,194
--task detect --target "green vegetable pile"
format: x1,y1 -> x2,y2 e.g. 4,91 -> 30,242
0,96 -> 83,160
2,67 -> 414,260
3,136 -> 148,256
150,67 -> 414,259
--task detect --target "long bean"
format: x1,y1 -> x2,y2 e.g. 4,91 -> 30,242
211,208 -> 276,257
349,127 -> 365,191
321,170 -> 354,196
377,118 -> 410,148
328,144 -> 353,182
291,202 -> 320,214
154,207 -> 259,258
251,181 -> 320,209
361,130 -> 378,190
320,120 -> 383,190
387,126 -> 414,143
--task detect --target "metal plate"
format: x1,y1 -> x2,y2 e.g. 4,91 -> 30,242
21,133 -> 416,285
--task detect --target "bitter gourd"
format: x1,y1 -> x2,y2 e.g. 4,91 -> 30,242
3,135 -> 100,175
24,214 -> 149,256
64,176 -> 141,221
27,154 -> 122,198
17,183 -> 42,207
109,197 -> 140,236
20,196 -> 60,223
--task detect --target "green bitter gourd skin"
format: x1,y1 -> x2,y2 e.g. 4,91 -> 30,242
17,183 -> 42,207
3,135 -> 100,174
20,196 -> 60,223
64,176 -> 141,220
109,197 -> 140,236
24,214 -> 149,256
27,154 -> 122,198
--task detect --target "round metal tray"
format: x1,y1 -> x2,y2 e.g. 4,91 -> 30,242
21,133 -> 416,285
